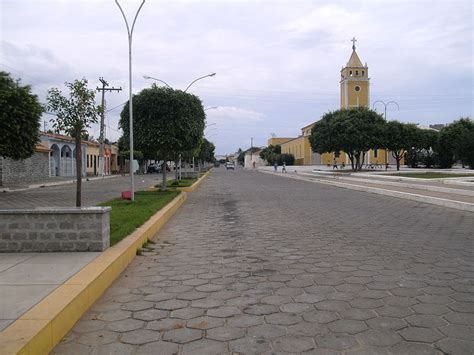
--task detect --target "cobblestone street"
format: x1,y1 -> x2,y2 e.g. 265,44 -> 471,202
54,168 -> 474,354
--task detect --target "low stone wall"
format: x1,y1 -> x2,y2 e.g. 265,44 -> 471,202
0,152 -> 50,186
0,207 -> 111,252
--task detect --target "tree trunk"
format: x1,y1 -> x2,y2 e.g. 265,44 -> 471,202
161,161 -> 167,192
75,135 -> 82,207
392,151 -> 401,171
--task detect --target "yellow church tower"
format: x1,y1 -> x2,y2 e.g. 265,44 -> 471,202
340,38 -> 369,109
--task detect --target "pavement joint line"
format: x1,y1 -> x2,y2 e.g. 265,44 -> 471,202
299,172 -> 474,197
0,170 -> 211,355
259,169 -> 474,213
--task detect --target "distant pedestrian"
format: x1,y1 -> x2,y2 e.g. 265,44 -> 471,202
333,158 -> 338,170
282,162 -> 287,173
274,162 -> 278,172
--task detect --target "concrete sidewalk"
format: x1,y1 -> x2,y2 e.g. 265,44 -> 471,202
0,253 -> 100,331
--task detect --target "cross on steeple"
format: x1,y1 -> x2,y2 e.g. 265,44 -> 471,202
351,37 -> 357,50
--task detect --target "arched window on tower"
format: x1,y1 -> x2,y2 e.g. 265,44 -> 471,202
349,70 -> 352,76
362,70 -> 365,76
355,70 -> 359,76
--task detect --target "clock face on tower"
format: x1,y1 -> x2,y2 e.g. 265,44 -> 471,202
354,86 -> 361,92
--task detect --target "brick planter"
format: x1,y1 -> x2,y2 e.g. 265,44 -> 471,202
0,207 -> 111,252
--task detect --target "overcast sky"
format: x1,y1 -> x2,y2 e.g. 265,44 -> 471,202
2,0 -> 472,154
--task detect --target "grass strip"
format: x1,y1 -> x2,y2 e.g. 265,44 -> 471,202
98,190 -> 180,245
388,172 -> 474,179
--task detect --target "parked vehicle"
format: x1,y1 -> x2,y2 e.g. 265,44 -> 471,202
147,164 -> 161,174
226,162 -> 235,170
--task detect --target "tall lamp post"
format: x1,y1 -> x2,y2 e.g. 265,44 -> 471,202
115,0 -> 145,202
373,100 -> 399,169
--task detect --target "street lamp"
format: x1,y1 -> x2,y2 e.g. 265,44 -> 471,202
373,100 -> 400,170
115,0 -> 145,202
205,127 -> 217,135
144,73 -> 216,92
184,73 -> 216,92
204,106 -> 218,112
142,75 -> 171,88
205,122 -> 217,128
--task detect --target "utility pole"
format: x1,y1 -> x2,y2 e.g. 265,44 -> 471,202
251,137 -> 253,168
373,100 -> 399,170
97,77 -> 122,176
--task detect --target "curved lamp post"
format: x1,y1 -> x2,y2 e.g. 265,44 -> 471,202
144,73 -> 216,92
373,100 -> 400,169
204,106 -> 218,112
115,0 -> 145,202
142,75 -> 171,88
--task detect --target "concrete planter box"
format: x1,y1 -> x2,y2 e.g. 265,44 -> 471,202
0,207 -> 111,252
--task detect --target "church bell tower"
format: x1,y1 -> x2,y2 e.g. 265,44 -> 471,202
340,38 -> 369,109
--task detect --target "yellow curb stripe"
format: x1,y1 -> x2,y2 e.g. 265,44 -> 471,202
0,192 -> 187,355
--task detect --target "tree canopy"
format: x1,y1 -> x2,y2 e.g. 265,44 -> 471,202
383,121 -> 419,170
0,71 -> 43,160
309,107 -> 385,170
197,138 -> 215,163
46,78 -> 100,206
438,118 -> 474,169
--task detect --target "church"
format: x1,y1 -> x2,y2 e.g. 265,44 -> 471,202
271,39 -> 393,166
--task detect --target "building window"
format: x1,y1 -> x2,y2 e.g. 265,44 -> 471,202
87,155 -> 89,168
374,149 -> 378,158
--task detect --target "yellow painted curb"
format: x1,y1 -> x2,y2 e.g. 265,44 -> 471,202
178,170 -> 211,192
0,192 -> 187,355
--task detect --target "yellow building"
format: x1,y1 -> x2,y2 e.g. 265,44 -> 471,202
276,38 -> 401,166
267,137 -> 293,146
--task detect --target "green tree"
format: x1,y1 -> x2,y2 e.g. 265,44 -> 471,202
120,86 -> 205,191
383,121 -> 418,171
197,138 -> 215,163
0,72 -> 43,160
47,79 -> 100,207
259,144 -> 281,165
309,107 -> 385,171
437,118 -> 474,169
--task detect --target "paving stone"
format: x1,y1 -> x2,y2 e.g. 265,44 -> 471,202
155,299 -> 189,311
261,295 -> 293,305
327,319 -> 367,334
144,293 -> 175,302
339,308 -> 377,321
286,321 -> 328,337
120,329 -> 161,345
356,330 -> 402,347
438,324 -> 474,340
412,303 -> 450,315
76,330 -> 118,346
244,304 -> 278,315
447,301 -> 474,313
265,312 -> 302,325
135,341 -> 179,355
389,342 -> 441,355
133,309 -> 168,321
229,337 -> 271,353
227,314 -> 264,328
366,316 -> 407,330
97,310 -> 131,322
294,293 -> 326,304
162,328 -> 202,343
349,298 -> 383,309
272,336 -> 315,352
53,342 -> 91,355
303,310 -> 339,324
107,318 -> 144,332
187,316 -> 225,329
89,342 -> 135,355
405,314 -> 448,328
376,306 -> 413,318
383,296 -> 418,307
315,300 -> 350,312
121,301 -> 155,312
147,318 -> 185,331
181,339 -> 228,355
247,324 -> 286,338
226,296 -> 258,307
358,290 -> 391,299
315,334 -> 358,350
176,291 -> 207,301
436,338 -> 474,355
443,312 -> 474,325
416,294 -> 454,304
399,327 -> 445,343
207,306 -> 241,317
206,326 -> 245,341
169,307 -> 204,320
191,298 -> 224,308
